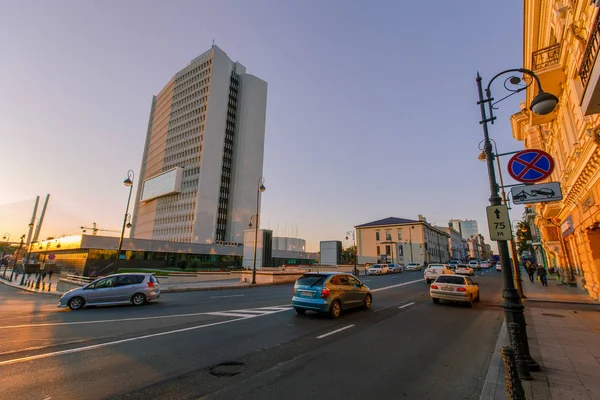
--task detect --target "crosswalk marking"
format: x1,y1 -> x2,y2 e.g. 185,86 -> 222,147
206,306 -> 292,319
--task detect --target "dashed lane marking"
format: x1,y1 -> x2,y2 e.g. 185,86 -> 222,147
398,302 -> 416,309
316,325 -> 355,339
370,279 -> 422,292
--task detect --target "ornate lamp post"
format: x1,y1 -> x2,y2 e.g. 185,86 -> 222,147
115,170 -> 134,266
249,178 -> 266,284
476,68 -> 558,371
345,230 -> 358,276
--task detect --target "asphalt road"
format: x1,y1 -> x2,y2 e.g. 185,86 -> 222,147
0,269 -> 505,400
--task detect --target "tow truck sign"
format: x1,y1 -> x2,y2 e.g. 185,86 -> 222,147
510,182 -> 563,205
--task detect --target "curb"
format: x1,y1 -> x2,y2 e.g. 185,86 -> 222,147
479,319 -> 508,400
0,278 -> 62,297
161,281 -> 290,293
525,299 -> 600,306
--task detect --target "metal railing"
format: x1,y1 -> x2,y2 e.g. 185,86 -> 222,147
532,43 -> 561,70
580,12 -> 600,88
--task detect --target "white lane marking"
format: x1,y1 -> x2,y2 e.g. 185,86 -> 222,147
398,302 -> 416,309
370,279 -> 422,292
0,308 -> 291,366
316,325 -> 355,340
0,306 -> 292,330
210,294 -> 245,299
228,309 -> 272,314
205,312 -> 256,318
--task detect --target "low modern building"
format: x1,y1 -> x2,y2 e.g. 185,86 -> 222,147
466,234 -> 490,260
27,234 -> 317,276
356,216 -> 450,266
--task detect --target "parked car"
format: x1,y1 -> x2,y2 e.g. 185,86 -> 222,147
468,260 -> 480,270
455,264 -> 474,276
292,272 -> 372,318
58,273 -> 160,311
430,274 -> 480,307
405,262 -> 422,271
368,264 -> 389,275
387,263 -> 404,273
424,264 -> 454,284
480,261 -> 490,269
496,262 -> 502,271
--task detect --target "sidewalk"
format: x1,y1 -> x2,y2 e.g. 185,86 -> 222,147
481,274 -> 600,400
0,268 -> 62,296
0,269 -> 281,295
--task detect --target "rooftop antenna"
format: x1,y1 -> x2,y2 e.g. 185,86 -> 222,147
212,39 -> 215,47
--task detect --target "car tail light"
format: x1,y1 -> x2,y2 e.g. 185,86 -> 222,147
430,284 -> 438,289
148,281 -> 155,288
321,288 -> 331,298
457,287 -> 466,292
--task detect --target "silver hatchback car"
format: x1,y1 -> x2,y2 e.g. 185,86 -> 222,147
58,273 -> 160,310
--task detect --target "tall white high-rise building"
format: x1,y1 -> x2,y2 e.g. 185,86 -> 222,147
130,45 -> 268,244
449,219 -> 479,240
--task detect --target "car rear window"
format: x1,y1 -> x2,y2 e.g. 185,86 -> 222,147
150,275 -> 159,284
435,276 -> 466,284
428,265 -> 444,269
296,274 -> 327,286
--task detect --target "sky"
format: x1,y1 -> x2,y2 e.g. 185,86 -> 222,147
0,0 -> 527,252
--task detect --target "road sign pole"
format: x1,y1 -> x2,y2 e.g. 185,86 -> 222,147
477,74 -> 538,371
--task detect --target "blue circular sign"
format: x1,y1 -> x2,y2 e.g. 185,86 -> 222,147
507,149 -> 555,183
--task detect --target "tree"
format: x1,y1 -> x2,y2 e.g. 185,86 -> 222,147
515,220 -> 533,257
340,245 -> 357,265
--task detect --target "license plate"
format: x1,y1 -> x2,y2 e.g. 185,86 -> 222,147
300,290 -> 314,297
441,286 -> 453,291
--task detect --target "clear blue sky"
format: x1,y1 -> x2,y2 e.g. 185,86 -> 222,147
0,0 -> 526,251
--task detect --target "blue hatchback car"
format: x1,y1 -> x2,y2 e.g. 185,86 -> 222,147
292,272 -> 372,318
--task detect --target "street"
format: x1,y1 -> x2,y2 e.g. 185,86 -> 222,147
0,270 -> 505,400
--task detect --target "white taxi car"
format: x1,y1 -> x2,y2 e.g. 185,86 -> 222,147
368,264 -> 389,275
430,274 -> 480,307
424,264 -> 453,284
455,264 -> 474,276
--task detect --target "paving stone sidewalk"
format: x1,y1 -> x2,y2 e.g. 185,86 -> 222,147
480,274 -> 600,400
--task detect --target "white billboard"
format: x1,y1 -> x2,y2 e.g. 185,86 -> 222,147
141,167 -> 183,202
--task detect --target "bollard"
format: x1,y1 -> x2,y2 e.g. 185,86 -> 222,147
501,346 -> 526,400
47,282 -> 52,292
509,322 -> 533,380
42,282 -> 46,291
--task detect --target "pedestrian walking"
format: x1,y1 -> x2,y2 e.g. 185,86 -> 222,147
536,264 -> 548,287
526,263 -> 535,283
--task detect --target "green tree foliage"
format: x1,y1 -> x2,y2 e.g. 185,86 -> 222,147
515,221 -> 533,256
340,245 -> 357,265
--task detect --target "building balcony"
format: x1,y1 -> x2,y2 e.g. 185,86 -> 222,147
580,11 -> 600,116
530,43 -> 565,126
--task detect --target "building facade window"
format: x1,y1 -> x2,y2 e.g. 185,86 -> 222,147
375,231 -> 380,241
376,246 -> 380,256
385,230 -> 392,240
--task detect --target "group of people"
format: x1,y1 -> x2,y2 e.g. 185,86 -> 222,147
524,260 -> 548,287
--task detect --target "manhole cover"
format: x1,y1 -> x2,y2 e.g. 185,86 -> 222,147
209,361 -> 246,377
541,313 -> 565,318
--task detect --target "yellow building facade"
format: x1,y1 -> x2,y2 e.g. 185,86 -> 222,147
512,0 -> 600,300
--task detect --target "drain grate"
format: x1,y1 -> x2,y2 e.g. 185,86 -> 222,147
541,313 -> 565,318
209,361 -> 246,377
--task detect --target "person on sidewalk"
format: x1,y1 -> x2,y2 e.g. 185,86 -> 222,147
536,264 -> 548,287
526,262 -> 535,282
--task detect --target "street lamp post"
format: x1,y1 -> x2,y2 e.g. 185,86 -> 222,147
251,178 -> 266,285
1,233 -> 10,278
408,225 -> 415,263
476,69 -> 557,371
345,230 -> 358,276
115,170 -> 135,267
9,235 -> 25,282
479,139 -> 526,298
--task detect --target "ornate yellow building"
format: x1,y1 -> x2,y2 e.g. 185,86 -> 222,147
512,0 -> 600,300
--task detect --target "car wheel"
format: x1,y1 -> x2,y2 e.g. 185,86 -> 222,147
363,294 -> 372,310
468,295 -> 475,308
432,298 -> 440,304
329,300 -> 342,319
476,293 -> 480,302
295,308 -> 306,315
426,279 -> 431,284
131,293 -> 147,306
68,296 -> 85,311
